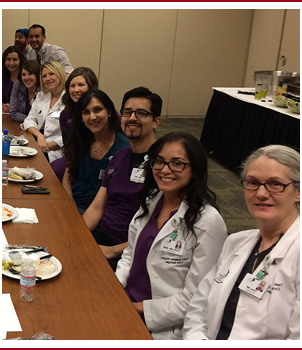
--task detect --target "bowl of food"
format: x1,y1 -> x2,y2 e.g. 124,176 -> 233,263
287,99 -> 300,114
272,94 -> 288,107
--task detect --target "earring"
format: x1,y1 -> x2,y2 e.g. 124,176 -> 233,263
108,114 -> 111,118
81,120 -> 84,123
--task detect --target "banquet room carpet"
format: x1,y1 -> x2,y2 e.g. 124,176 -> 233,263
157,117 -> 257,235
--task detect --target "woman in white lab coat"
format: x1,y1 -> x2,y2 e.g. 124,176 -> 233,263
21,61 -> 66,163
115,132 -> 227,340
183,144 -> 300,340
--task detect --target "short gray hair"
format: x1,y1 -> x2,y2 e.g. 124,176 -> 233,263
241,145 -> 300,189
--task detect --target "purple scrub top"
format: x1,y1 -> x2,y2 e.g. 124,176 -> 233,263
100,147 -> 147,244
125,196 -> 177,303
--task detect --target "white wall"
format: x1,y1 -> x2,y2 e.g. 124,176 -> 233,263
3,9 -> 256,117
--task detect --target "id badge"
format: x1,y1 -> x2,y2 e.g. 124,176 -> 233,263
160,237 -> 185,256
99,169 -> 105,180
239,273 -> 270,300
130,168 -> 146,183
50,110 -> 61,119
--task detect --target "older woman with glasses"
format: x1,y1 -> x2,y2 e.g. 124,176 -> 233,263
115,132 -> 227,340
183,144 -> 300,340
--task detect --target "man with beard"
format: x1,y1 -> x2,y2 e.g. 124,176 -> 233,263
83,86 -> 162,270
28,24 -> 73,75
14,29 -> 30,58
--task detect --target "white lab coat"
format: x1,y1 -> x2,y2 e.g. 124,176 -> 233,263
21,91 -> 65,163
116,191 -> 227,340
183,216 -> 300,340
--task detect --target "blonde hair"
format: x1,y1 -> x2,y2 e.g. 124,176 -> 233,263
40,61 -> 67,94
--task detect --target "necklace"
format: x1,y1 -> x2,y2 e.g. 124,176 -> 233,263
92,144 -> 102,153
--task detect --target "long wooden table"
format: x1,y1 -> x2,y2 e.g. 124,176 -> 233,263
2,115 -> 152,340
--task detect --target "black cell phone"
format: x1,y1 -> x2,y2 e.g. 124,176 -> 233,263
22,185 -> 50,194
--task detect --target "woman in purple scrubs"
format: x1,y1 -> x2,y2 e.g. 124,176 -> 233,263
115,131 -> 227,340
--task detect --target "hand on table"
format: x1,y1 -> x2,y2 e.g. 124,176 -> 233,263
37,134 -> 49,153
2,104 -> 9,113
133,302 -> 144,314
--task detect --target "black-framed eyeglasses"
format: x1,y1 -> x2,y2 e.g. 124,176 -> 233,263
150,159 -> 191,173
120,108 -> 155,119
241,179 -> 299,193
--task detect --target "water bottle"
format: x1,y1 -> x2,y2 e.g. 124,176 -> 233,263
2,159 -> 8,186
20,259 -> 36,302
2,129 -> 10,160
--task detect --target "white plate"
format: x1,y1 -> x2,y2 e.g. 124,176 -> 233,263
8,169 -> 43,183
9,146 -> 38,157
2,250 -> 62,281
2,204 -> 17,223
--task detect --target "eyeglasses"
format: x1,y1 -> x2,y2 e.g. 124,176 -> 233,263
120,108 -> 155,119
241,179 -> 299,193
150,159 -> 191,173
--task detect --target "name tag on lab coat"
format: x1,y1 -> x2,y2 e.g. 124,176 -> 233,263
130,168 -> 146,183
50,111 -> 61,119
239,273 -> 270,299
160,238 -> 185,256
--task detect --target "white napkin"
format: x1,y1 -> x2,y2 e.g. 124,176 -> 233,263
12,208 -> 39,224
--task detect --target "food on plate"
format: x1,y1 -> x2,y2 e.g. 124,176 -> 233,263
9,166 -> 37,180
2,206 -> 13,221
2,250 -> 57,277
37,258 -> 57,276
8,173 -> 23,180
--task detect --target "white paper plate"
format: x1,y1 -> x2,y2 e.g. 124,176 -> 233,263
9,146 -> 38,157
2,204 -> 17,223
2,250 -> 62,281
8,169 -> 43,183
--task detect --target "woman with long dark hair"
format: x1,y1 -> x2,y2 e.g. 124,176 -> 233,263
63,89 -> 129,212
60,67 -> 98,145
9,60 -> 41,122
2,46 -> 26,112
115,131 -> 227,340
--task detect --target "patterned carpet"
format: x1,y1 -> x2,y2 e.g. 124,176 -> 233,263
157,117 -> 257,234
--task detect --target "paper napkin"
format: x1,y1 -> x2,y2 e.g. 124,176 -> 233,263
12,208 -> 39,224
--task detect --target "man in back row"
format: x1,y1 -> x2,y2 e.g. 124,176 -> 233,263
28,24 -> 73,75
14,28 -> 30,58
82,86 -> 162,271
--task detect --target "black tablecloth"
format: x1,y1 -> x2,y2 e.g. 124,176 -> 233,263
201,90 -> 300,172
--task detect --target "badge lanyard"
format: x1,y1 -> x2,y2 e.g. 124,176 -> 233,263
254,253 -> 274,280
169,217 -> 180,241
138,155 -> 149,169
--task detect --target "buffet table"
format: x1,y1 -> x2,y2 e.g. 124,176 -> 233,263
2,115 -> 152,340
200,88 -> 300,172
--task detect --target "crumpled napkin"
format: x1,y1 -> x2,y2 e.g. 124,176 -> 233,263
10,135 -> 28,146
12,208 -> 39,224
